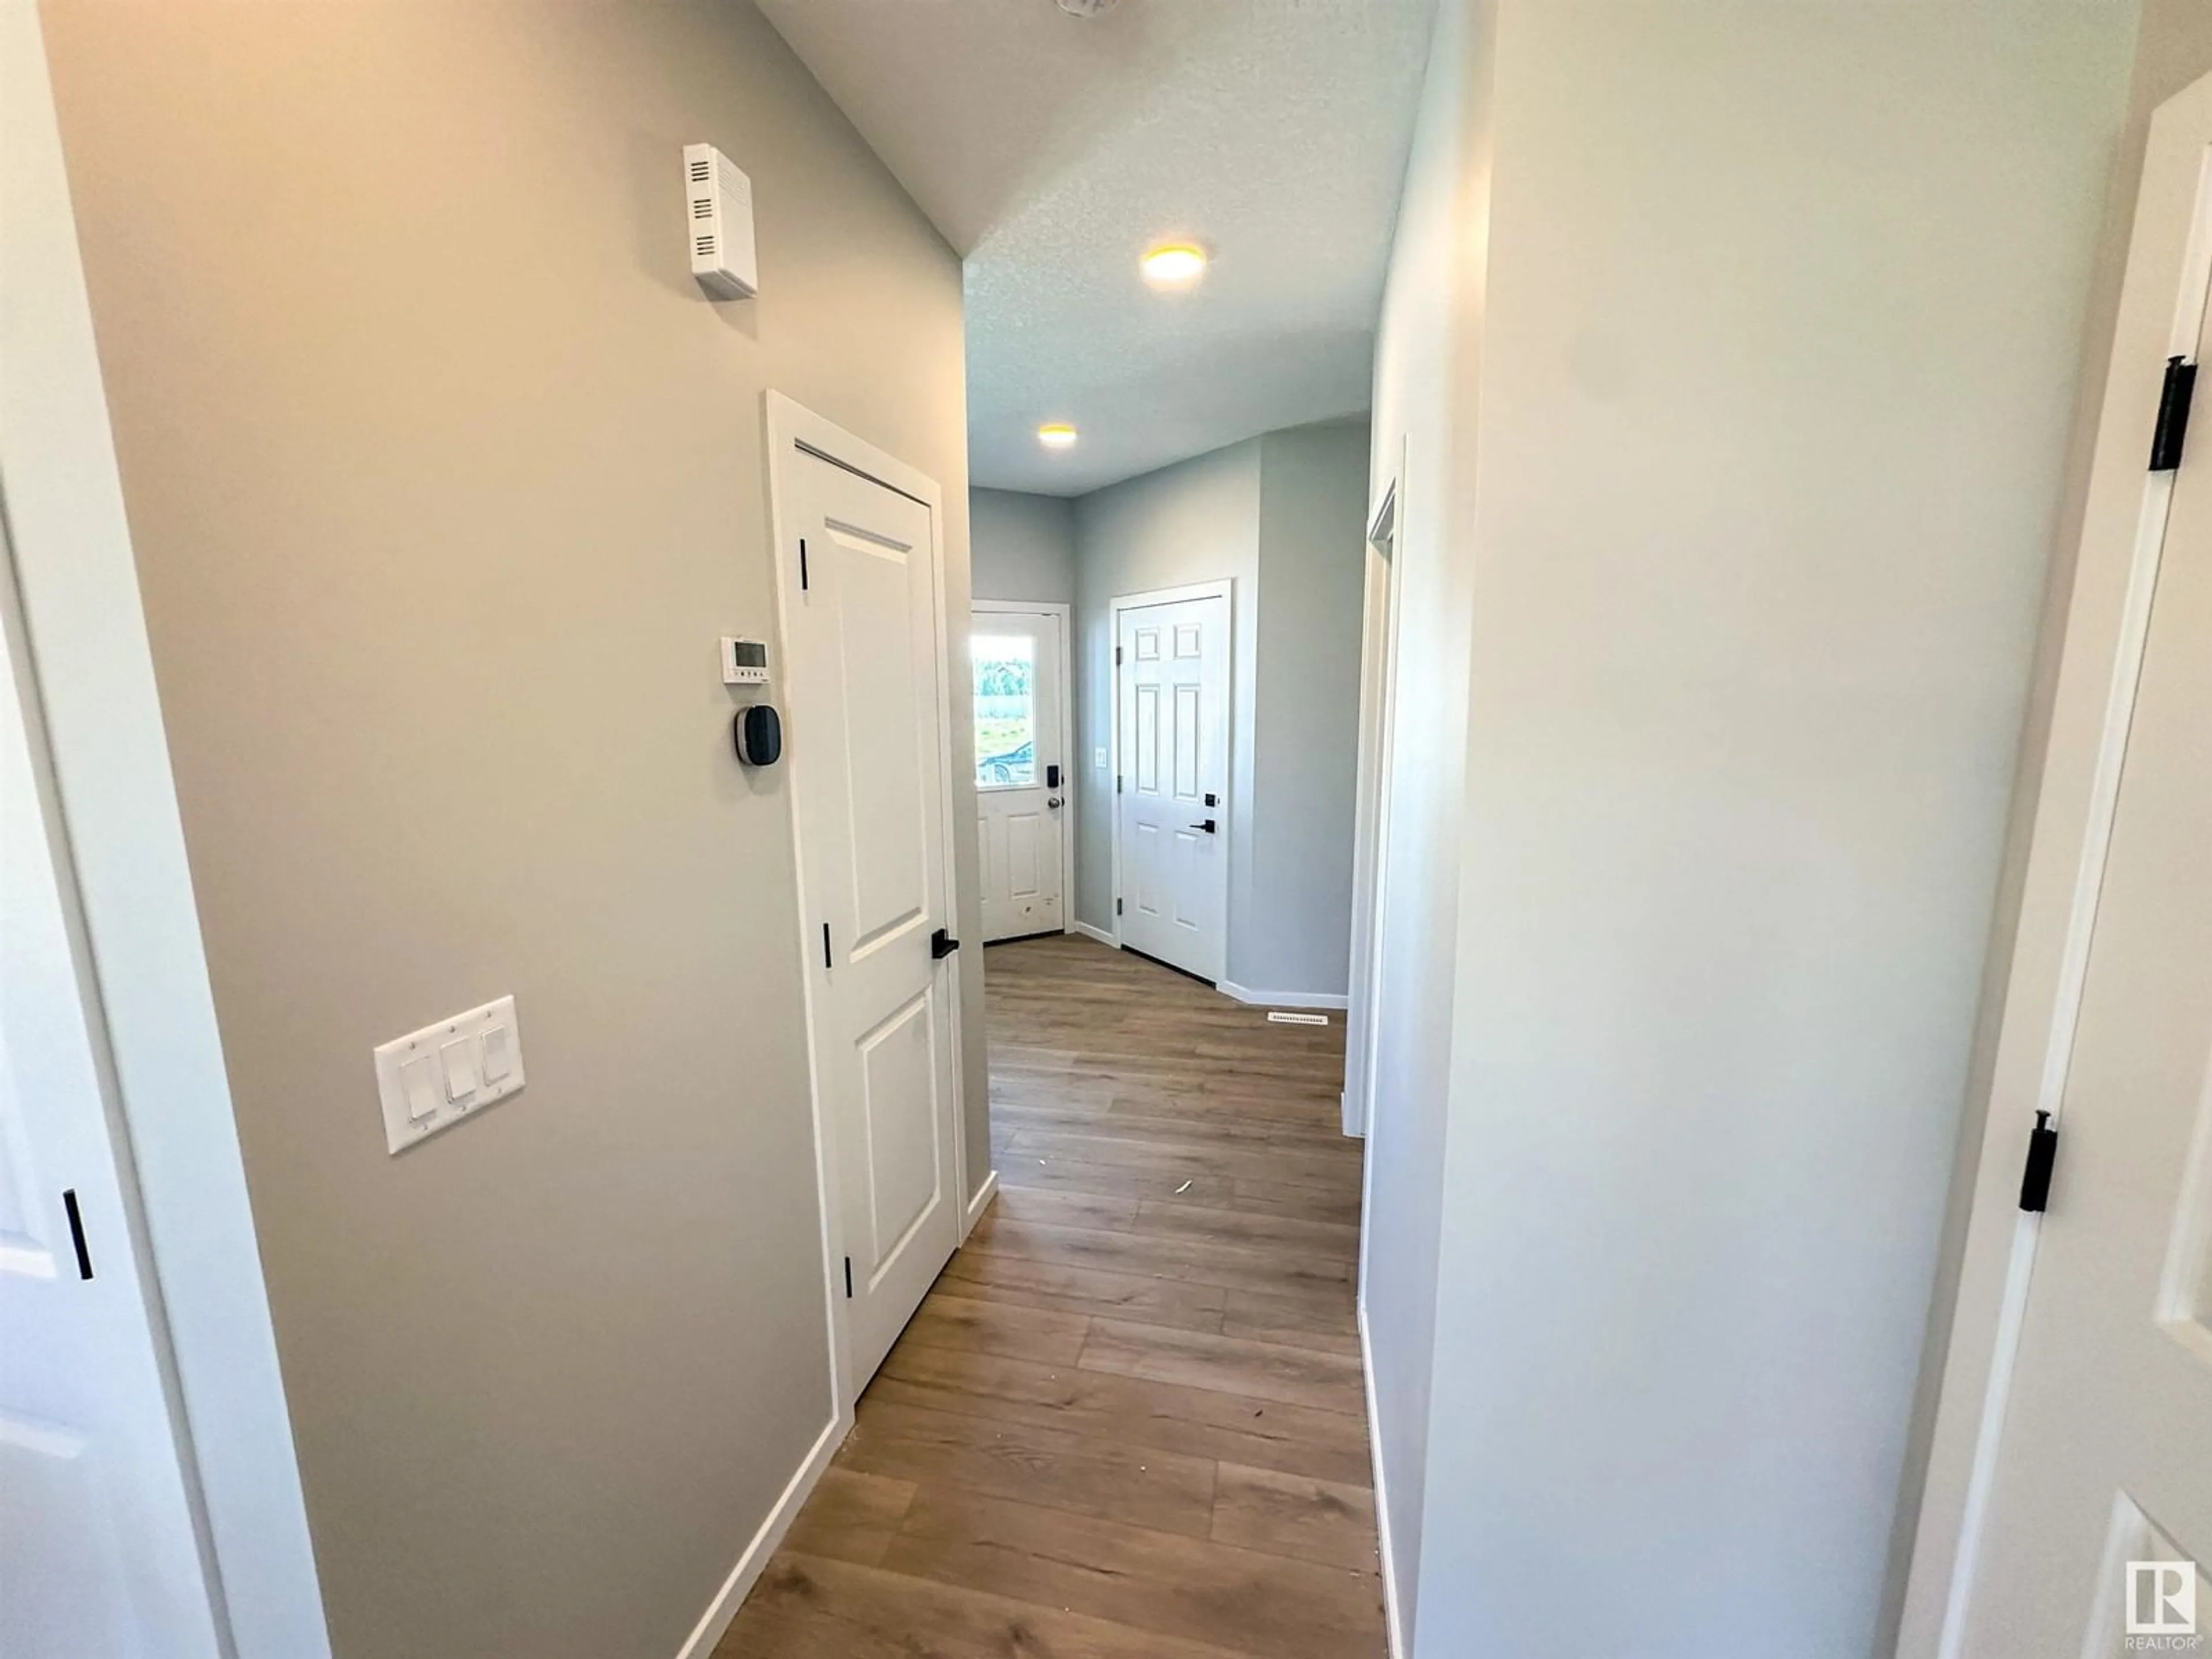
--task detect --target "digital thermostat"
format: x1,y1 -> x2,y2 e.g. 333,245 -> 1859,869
721,637 -> 770,685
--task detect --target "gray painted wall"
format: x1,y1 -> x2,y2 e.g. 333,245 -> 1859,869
1364,3 -> 2138,1656
970,486 -> 1075,605
1248,424 -> 1369,997
1359,0 -> 1494,1638
1072,441 -> 1262,946
39,3 -> 975,1655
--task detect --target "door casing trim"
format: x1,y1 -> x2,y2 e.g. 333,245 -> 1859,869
1106,579 -> 1236,970
761,390 -> 967,1430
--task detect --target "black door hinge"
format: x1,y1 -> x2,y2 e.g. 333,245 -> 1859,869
62,1189 -> 93,1280
799,537 -> 810,591
843,1256 -> 853,1299
1115,896 -> 1123,915
2018,1110 -> 2060,1213
2152,357 -> 2196,472
822,922 -> 833,970
1115,645 -> 1123,665
1115,774 -> 1123,794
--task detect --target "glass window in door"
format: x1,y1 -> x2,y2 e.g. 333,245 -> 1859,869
972,634 -> 1036,787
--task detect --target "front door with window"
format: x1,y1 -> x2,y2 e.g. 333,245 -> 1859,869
972,611 -> 1066,942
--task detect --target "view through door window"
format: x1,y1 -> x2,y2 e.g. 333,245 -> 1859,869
972,634 -> 1035,787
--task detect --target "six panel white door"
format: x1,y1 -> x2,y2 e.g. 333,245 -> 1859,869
974,610 -> 1066,943
1959,275 -> 2212,1657
1116,593 -> 1229,982
782,446 -> 961,1395
0,554 -> 221,1658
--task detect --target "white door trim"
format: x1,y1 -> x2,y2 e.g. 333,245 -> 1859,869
761,390 -> 967,1425
973,598 -> 1074,938
1343,468 -> 1402,1139
0,11 -> 328,1654
1106,578 -> 1235,956
1897,73 -> 2212,1657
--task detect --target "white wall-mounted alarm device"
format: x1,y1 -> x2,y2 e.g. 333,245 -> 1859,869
684,143 -> 757,300
721,637 -> 770,686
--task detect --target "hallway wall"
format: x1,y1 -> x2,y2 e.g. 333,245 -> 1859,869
1245,423 -> 1369,998
1363,2 -> 2138,1656
970,487 -> 1075,605
1355,0 -> 1497,1639
37,3 -> 972,1656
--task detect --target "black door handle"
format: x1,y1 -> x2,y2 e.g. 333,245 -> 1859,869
931,927 -> 960,959
1046,764 -> 1062,789
1187,819 -> 1217,834
62,1189 -> 93,1279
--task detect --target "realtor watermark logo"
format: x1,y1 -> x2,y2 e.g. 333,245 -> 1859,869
2128,1561 -> 2203,1650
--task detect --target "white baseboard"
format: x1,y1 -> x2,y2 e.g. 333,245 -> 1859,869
1360,1302 -> 1408,1659
963,1169 -> 999,1238
1219,980 -> 1350,1012
1070,920 -> 1118,949
673,1408 -> 844,1659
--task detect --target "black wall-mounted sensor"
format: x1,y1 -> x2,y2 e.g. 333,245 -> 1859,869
734,703 -> 782,767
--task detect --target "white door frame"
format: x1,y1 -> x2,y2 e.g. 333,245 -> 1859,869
1897,71 -> 2212,1656
1105,578 -> 1236,956
0,10 -> 328,1654
1343,471 -> 1402,1139
972,598 -> 1074,937
761,390 -> 968,1420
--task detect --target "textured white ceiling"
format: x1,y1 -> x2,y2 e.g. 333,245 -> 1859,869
755,0 -> 1437,495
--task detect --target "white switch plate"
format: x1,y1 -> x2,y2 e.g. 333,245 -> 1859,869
373,995 -> 525,1155
1094,747 -> 1108,769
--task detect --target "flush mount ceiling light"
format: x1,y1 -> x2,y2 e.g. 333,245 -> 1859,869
1055,0 -> 1121,14
1037,423 -> 1080,449
1141,243 -> 1209,289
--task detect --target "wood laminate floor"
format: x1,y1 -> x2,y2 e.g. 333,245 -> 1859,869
719,933 -> 1381,1659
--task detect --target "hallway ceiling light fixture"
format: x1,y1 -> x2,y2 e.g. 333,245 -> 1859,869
1037,422 -> 1080,448
1055,0 -> 1122,15
1140,243 -> 1209,289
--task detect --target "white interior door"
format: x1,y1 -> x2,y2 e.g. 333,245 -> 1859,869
0,535 -> 221,1659
1116,590 -> 1229,982
781,440 -> 961,1396
1957,275 -> 2212,1657
972,609 -> 1066,942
